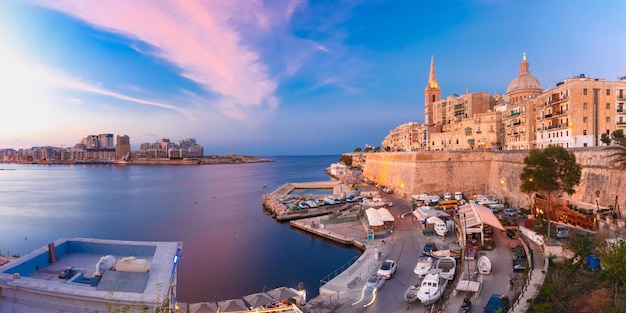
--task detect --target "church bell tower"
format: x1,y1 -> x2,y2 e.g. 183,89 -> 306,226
424,55 -> 440,125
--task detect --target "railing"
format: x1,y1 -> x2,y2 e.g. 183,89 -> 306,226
544,114 -> 553,118
319,255 -> 360,286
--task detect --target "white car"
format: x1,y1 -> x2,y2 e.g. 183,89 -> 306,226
376,259 -> 397,279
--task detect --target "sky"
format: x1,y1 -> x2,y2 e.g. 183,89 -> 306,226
1,1 -> 625,156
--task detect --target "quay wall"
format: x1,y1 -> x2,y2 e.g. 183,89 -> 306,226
362,148 -> 626,213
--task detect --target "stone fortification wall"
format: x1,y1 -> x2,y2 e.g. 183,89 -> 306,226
363,148 -> 626,213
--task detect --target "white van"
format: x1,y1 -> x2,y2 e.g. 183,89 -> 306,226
454,192 -> 463,201
443,192 -> 451,200
555,225 -> 569,238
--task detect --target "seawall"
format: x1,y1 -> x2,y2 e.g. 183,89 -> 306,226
362,147 -> 626,213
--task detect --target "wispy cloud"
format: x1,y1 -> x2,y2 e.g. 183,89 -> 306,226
33,0 -> 302,120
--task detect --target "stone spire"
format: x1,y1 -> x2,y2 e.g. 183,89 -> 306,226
427,55 -> 439,89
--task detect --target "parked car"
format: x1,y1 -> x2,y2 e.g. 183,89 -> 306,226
365,275 -> 385,289
454,191 -> 463,201
502,208 -> 517,217
483,294 -> 510,313
443,192 -> 452,200
377,260 -> 397,279
555,225 -> 570,238
423,242 -> 438,256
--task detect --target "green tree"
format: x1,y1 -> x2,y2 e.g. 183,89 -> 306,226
339,154 -> 353,166
596,236 -> 626,301
519,146 -> 581,239
373,146 -> 381,152
605,140 -> 626,170
363,146 -> 373,153
384,146 -> 391,152
353,147 -> 362,152
601,133 -> 612,146
612,129 -> 625,144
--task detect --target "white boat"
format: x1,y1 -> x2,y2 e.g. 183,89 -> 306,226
426,216 -> 448,237
435,256 -> 456,281
306,200 -> 318,208
323,196 -> 337,205
416,273 -> 448,305
297,201 -> 309,209
477,254 -> 492,274
404,285 -> 420,303
413,256 -> 434,277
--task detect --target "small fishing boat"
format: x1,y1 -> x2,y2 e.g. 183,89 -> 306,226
477,254 -> 492,274
414,256 -> 434,277
404,285 -> 420,303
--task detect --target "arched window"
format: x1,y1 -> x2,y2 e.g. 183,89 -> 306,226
432,95 -> 436,102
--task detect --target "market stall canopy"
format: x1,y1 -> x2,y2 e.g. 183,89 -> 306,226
265,287 -> 300,302
188,302 -> 219,313
458,202 -> 504,231
413,206 -> 450,220
243,292 -> 276,309
216,299 -> 248,312
366,208 -> 384,226
377,207 -> 395,222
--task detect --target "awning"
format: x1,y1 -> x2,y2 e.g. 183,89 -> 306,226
366,208 -> 384,226
413,207 -> 450,220
377,207 -> 395,222
457,202 -> 504,231
242,292 -> 276,309
188,302 -> 219,313
265,287 -> 300,302
216,299 -> 248,312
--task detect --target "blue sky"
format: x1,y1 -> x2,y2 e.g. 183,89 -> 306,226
1,0 -> 624,155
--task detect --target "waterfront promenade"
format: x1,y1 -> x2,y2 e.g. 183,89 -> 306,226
298,193 -> 547,313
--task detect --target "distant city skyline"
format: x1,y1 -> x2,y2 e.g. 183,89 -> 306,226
1,1 -> 625,155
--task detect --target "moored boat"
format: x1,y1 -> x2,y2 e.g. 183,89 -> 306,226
404,285 -> 419,303
477,254 -> 492,274
435,256 -> 456,281
416,273 -> 448,305
414,256 -> 434,277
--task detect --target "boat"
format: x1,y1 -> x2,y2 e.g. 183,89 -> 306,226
297,201 -> 309,209
431,249 -> 461,258
416,273 -> 448,305
404,285 -> 420,303
306,200 -> 318,208
426,216 -> 448,237
435,256 -> 456,280
323,196 -> 337,205
477,254 -> 492,274
413,256 -> 434,277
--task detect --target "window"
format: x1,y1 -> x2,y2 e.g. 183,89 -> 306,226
583,117 -> 588,122
583,88 -> 588,95
607,89 -> 611,96
607,103 -> 611,109
583,130 -> 587,135
607,117 -> 611,122
583,102 -> 587,109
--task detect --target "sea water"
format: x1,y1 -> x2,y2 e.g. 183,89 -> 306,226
0,155 -> 360,302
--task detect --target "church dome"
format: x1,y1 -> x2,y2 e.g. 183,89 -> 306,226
506,53 -> 542,95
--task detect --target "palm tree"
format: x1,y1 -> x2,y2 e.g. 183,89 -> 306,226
606,140 -> 626,170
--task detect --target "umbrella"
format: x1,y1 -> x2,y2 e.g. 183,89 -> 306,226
216,299 -> 248,312
242,292 -> 276,308
188,302 -> 218,313
266,287 -> 299,302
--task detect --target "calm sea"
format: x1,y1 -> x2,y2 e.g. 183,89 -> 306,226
0,155 -> 361,302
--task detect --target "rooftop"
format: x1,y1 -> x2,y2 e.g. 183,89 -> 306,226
0,238 -> 181,304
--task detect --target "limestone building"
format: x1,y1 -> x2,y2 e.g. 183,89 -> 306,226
384,53 -> 626,152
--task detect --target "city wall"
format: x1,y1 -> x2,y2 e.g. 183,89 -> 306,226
361,148 -> 626,212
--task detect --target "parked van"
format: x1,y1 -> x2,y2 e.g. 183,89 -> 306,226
443,192 -> 452,200
555,225 -> 570,238
436,199 -> 458,210
454,192 -> 463,201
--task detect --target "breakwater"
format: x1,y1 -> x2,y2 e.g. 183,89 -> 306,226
361,148 -> 626,212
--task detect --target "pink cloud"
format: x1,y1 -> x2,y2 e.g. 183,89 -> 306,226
34,1 -> 300,119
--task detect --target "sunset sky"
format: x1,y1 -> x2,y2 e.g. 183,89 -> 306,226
1,0 -> 624,155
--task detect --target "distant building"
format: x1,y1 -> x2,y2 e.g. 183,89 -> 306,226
115,135 -> 131,160
134,138 -> 204,159
383,54 -> 626,152
0,238 -> 181,313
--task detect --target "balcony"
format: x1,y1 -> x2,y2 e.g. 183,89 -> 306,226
618,108 -> 624,113
513,121 -> 521,126
544,113 -> 553,118
510,112 -> 521,117
618,95 -> 625,101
